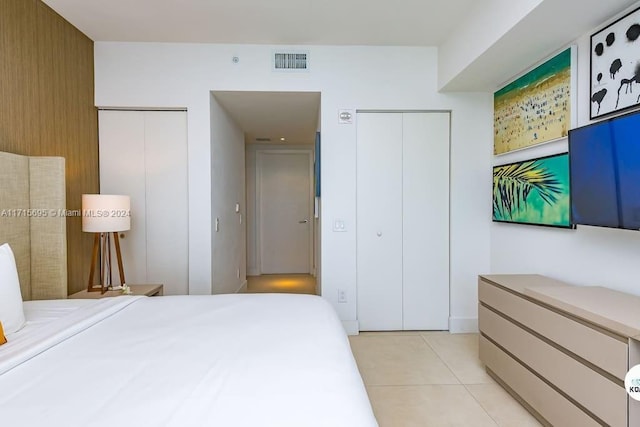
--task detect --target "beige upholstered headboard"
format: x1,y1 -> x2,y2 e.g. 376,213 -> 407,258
0,151 -> 67,300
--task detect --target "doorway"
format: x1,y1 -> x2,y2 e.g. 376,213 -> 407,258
211,91 -> 321,295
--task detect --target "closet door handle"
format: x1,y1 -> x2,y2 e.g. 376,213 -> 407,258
299,220 -> 309,224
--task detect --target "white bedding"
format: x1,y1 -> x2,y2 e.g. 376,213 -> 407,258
0,294 -> 377,427
21,298 -> 99,329
1,297 -> 144,376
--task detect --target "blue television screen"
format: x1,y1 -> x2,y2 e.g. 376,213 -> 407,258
569,110 -> 640,230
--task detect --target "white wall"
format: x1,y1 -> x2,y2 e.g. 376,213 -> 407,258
94,43 -> 493,332
315,112 -> 322,291
245,147 -> 258,276
490,2 -> 640,295
438,0 -> 543,90
210,95 -> 246,294
315,196 -> 321,292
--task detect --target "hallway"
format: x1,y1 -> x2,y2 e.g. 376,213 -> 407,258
246,274 -> 317,295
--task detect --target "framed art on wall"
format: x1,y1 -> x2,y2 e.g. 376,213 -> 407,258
493,152 -> 572,228
494,47 -> 576,155
590,6 -> 640,119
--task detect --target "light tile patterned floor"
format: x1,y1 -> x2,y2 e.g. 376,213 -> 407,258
349,332 -> 541,427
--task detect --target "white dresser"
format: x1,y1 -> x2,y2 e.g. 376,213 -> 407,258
478,274 -> 640,427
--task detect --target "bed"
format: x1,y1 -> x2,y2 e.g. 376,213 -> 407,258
0,151 -> 377,426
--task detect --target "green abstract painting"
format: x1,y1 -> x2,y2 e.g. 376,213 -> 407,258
493,153 -> 572,228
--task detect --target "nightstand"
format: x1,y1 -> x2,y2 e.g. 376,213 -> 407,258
69,284 -> 164,299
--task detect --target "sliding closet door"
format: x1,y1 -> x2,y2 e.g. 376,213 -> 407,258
99,110 -> 188,295
143,112 -> 189,294
98,111 -> 147,283
402,112 -> 450,330
356,113 -> 403,331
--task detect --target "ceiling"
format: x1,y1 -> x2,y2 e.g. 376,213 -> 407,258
42,0 -> 479,46
43,0 -> 639,138
212,91 -> 320,145
442,0 -> 640,91
41,0 -> 477,144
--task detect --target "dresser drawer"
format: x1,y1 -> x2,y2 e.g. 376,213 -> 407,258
480,336 -> 600,427
479,278 -> 628,380
480,305 -> 627,427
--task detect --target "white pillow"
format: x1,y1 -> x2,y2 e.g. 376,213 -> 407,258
0,243 -> 26,334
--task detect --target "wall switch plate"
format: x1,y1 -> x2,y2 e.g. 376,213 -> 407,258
333,219 -> 347,232
338,289 -> 347,303
235,203 -> 240,213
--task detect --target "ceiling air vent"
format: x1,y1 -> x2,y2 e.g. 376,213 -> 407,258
273,52 -> 309,71
255,137 -> 272,142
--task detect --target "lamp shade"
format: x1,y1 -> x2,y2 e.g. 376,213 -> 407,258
82,194 -> 131,232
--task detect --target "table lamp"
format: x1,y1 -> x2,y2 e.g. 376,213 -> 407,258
82,194 -> 130,293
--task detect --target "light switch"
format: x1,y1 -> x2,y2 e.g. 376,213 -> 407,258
235,203 -> 240,213
333,219 -> 347,232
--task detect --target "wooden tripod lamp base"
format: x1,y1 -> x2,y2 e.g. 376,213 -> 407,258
82,194 -> 131,294
87,232 -> 126,294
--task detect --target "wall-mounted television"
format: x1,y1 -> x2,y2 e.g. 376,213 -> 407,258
569,109 -> 640,230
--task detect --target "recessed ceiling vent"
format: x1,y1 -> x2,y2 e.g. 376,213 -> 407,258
255,137 -> 272,142
273,52 -> 309,71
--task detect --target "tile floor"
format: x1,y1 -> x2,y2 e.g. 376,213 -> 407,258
349,331 -> 542,427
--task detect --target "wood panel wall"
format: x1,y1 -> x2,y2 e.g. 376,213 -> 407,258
0,0 -> 98,295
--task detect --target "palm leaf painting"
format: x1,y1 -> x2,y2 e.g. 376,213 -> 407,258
493,153 -> 571,227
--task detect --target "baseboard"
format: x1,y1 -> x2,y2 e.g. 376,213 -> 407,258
342,320 -> 359,336
236,280 -> 248,294
449,317 -> 478,333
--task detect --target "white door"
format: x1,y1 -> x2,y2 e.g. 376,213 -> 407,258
402,112 -> 450,330
98,110 -> 189,295
357,111 -> 450,331
98,111 -> 147,284
143,112 -> 189,294
356,113 -> 404,330
258,151 -> 312,274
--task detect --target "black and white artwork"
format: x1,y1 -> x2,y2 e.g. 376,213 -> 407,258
590,6 -> 640,119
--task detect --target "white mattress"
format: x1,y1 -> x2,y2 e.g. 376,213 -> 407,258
0,294 -> 377,427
